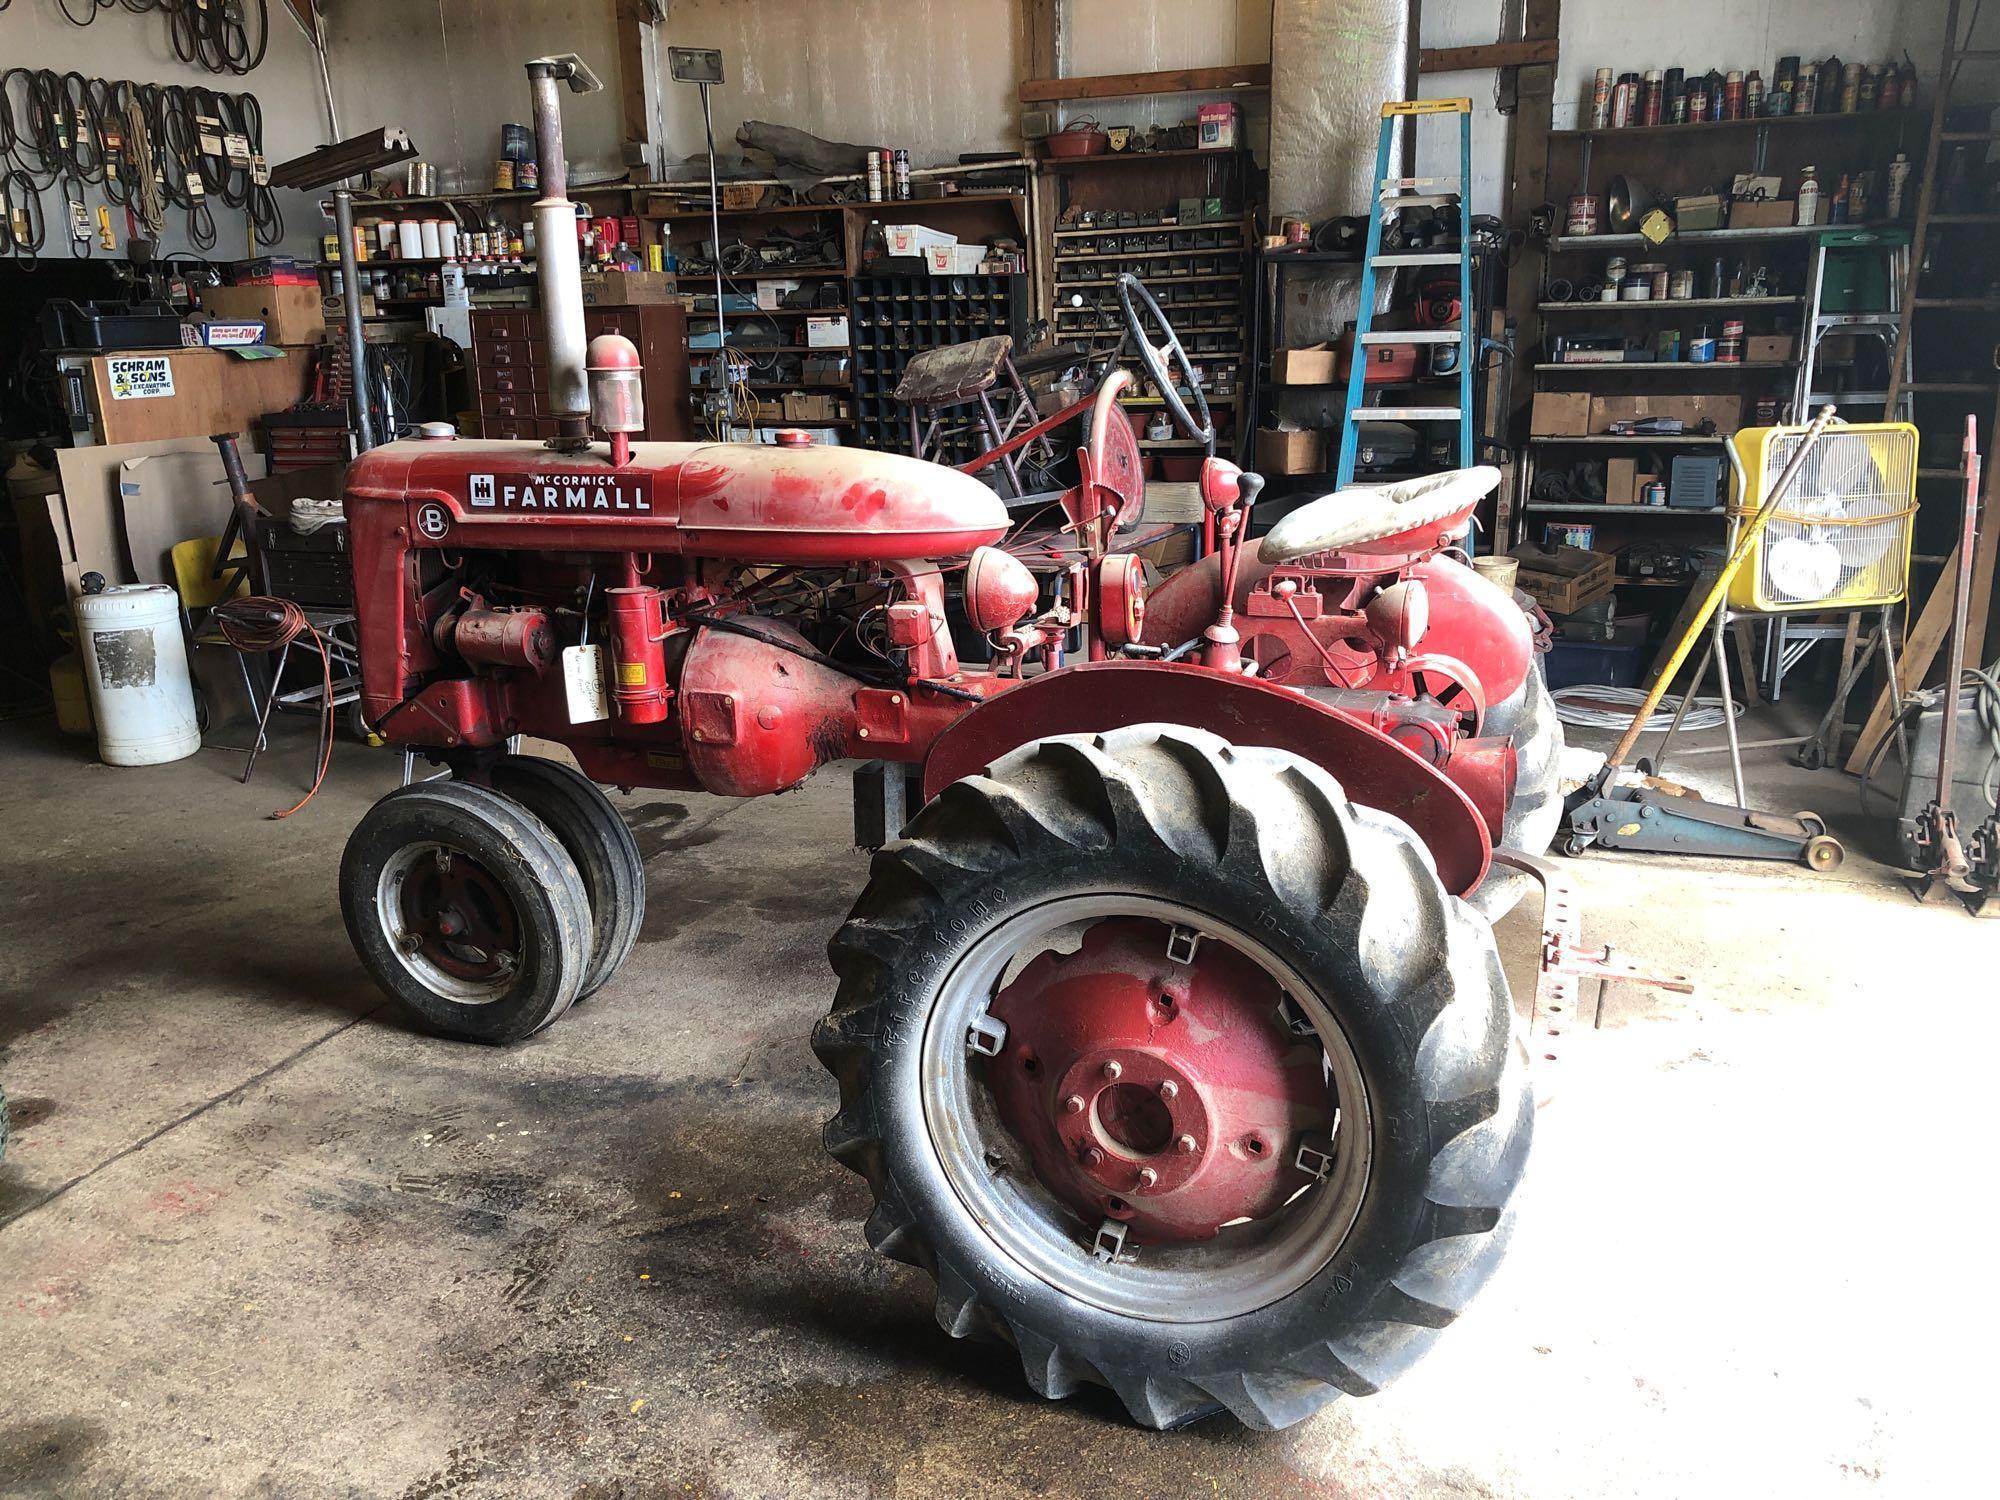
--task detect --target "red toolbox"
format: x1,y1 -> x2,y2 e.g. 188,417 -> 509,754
1335,332 -> 1422,385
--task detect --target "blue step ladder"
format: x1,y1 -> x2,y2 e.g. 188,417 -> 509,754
1334,99 -> 1476,495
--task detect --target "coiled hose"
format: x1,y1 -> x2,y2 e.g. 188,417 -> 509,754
212,597 -> 332,819
1552,685 -> 1742,733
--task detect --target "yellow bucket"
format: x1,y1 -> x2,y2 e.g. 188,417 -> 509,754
50,653 -> 93,736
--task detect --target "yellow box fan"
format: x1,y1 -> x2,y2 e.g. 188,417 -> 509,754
1726,421 -> 1918,613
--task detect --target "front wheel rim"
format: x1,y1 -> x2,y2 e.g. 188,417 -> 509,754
920,893 -> 1373,1323
377,841 -> 523,1003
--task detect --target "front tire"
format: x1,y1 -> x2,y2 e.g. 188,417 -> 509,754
340,782 -> 593,1043
489,755 -> 646,1000
813,725 -> 1530,1430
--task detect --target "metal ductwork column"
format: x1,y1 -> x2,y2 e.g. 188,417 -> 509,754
1268,0 -> 1414,224
1266,0 -> 1416,346
526,55 -> 604,451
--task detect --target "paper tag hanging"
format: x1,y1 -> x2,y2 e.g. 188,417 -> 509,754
69,200 -> 90,241
562,646 -> 610,723
251,154 -> 270,186
186,171 -> 206,199
196,114 -> 225,156
223,132 -> 252,166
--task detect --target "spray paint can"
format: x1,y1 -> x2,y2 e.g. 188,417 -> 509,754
1665,68 -> 1686,123
1687,74 -> 1709,122
1841,61 -> 1862,112
1707,71 -> 1727,121
1797,61 -> 1820,115
1745,70 -> 1765,119
1612,73 -> 1638,128
866,151 -> 883,202
893,149 -> 911,200
1723,71 -> 1745,121
1887,152 -> 1912,218
1591,68 -> 1614,129
1641,70 -> 1664,127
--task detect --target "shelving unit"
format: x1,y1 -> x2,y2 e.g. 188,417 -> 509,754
1518,101 -> 1928,611
655,189 -> 1031,445
1042,146 -> 1254,470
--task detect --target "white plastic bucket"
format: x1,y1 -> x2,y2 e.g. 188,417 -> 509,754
74,585 -> 200,766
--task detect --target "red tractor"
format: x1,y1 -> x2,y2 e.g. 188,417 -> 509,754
335,58 -> 1557,1432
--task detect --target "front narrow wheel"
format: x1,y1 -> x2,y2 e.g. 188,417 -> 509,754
341,782 -> 593,1043
814,725 -> 1530,1430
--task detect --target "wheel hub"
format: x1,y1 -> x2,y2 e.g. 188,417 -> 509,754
396,844 -> 520,981
984,917 -> 1332,1244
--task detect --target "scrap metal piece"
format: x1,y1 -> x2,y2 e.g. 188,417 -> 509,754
1490,850 -> 1695,1069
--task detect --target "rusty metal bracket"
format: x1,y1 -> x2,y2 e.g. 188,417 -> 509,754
1491,851 -> 1696,1067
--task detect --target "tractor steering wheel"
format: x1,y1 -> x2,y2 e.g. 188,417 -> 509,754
1117,273 -> 1215,453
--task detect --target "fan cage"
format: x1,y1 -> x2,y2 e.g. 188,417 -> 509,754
1727,422 -> 1918,614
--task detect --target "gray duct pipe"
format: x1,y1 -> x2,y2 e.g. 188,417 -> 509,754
1268,0 -> 1414,224
1266,0 -> 1416,348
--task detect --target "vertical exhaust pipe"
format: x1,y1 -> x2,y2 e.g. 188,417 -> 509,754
524,55 -> 604,451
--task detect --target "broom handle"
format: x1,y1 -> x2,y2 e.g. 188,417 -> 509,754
1607,405 -> 1838,770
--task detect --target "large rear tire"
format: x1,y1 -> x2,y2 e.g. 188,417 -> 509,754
340,782 -> 592,1043
814,725 -> 1530,1430
489,755 -> 646,1001
1492,660 -> 1564,852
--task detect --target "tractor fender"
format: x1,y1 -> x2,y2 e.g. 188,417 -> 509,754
920,660 -> 1491,895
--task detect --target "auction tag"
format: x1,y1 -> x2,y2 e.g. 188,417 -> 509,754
563,645 -> 610,723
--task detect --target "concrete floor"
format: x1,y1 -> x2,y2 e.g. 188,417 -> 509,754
0,705 -> 1991,1498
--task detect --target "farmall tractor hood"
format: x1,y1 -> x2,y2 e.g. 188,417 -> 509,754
346,438 -> 1010,564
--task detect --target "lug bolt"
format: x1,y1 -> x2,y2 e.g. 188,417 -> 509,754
1136,1167 -> 1159,1189
1158,1080 -> 1178,1101
1082,1147 -> 1103,1167
1101,1060 -> 1122,1081
1176,1133 -> 1198,1155
1063,1094 -> 1085,1115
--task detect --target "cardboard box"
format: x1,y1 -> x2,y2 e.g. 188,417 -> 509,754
1198,103 -> 1241,150
1511,544 -> 1616,614
1256,427 -> 1327,475
1270,344 -> 1338,385
782,391 -> 838,422
1605,456 -> 1639,505
1730,199 -> 1796,229
1590,394 -> 1743,435
199,283 -> 324,344
1531,391 -> 1593,436
1746,334 -> 1797,363
805,315 -> 850,348
755,279 -> 800,310
721,183 -> 765,211
884,224 -> 955,257
579,271 -> 678,306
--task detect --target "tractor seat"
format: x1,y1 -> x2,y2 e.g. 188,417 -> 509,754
1010,340 -> 1091,379
894,335 -> 1014,407
1259,466 -> 1501,563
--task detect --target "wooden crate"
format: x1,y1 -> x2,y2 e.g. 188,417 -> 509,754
1510,544 -> 1615,614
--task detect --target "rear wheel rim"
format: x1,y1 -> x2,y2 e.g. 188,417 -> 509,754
378,841 -> 522,1003
921,894 -> 1373,1322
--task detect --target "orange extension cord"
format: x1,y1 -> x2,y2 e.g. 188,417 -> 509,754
213,596 -> 333,818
